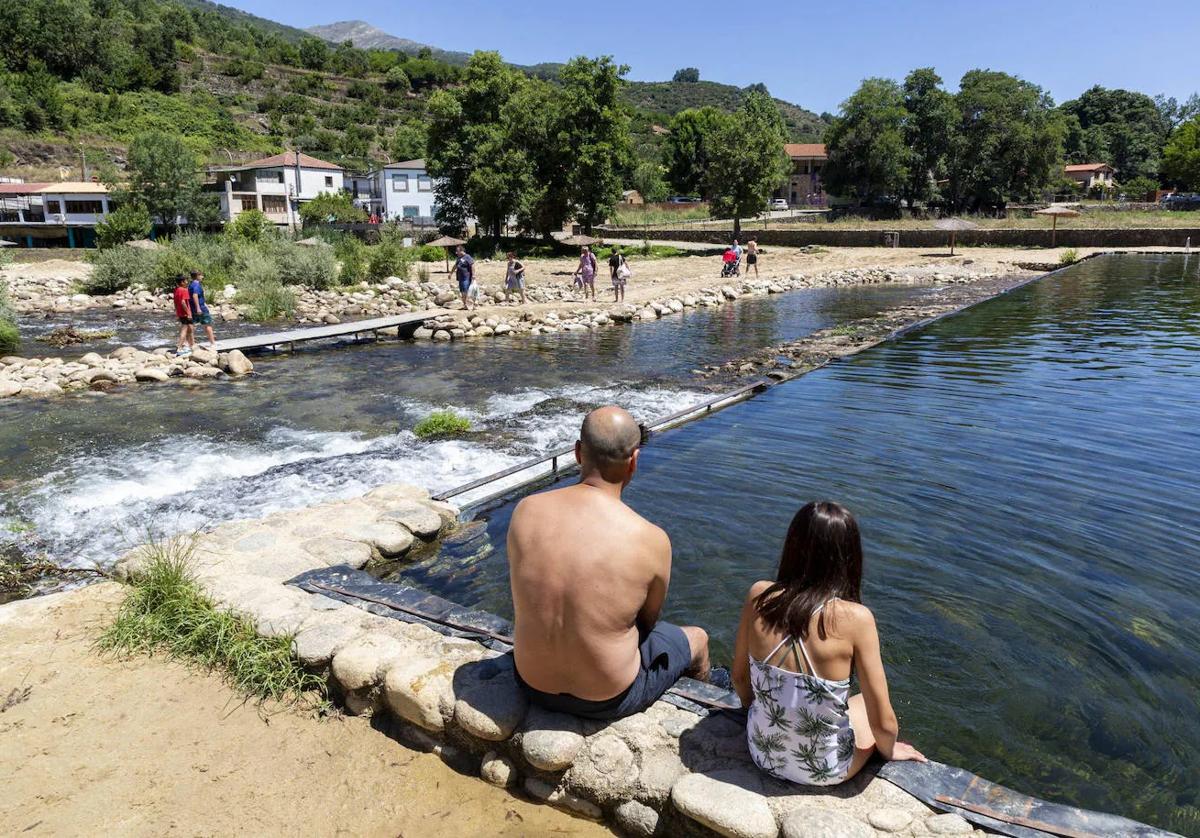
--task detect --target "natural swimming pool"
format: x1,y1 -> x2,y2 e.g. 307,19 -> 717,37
406,254 -> 1200,833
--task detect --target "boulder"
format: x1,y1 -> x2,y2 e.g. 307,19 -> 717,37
183,365 -> 222,379
224,349 -> 253,376
671,770 -> 777,838
379,500 -> 443,539
781,808 -> 872,838
134,367 -> 169,382
191,347 -> 218,365
330,632 -> 409,694
432,329 -> 452,342
79,352 -> 105,367
566,733 -> 637,804
382,655 -> 458,733
292,619 -> 363,668
479,751 -> 517,788
521,707 -> 586,771
0,380 -> 22,398
453,659 -> 527,741
615,800 -> 660,838
322,313 -> 341,324
356,521 -> 414,558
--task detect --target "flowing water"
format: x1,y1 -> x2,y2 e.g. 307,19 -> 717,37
1,281 -> 944,572
411,254 -> 1200,833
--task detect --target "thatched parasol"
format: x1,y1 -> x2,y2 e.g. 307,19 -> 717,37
562,234 -> 602,247
427,235 -> 467,273
294,237 -> 328,247
126,238 -> 161,250
933,218 -> 979,256
1034,205 -> 1081,247
0,238 -> 16,247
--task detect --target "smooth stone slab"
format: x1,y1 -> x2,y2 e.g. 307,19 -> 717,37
781,808 -> 873,838
868,808 -> 914,832
380,500 -> 443,538
671,770 -> 777,838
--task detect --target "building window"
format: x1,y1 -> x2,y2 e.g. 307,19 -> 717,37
45,200 -> 61,214
403,205 -> 420,219
417,176 -> 432,192
262,195 -> 288,214
257,170 -> 284,183
325,176 -> 333,188
239,196 -> 258,212
65,200 -> 104,214
391,173 -> 409,192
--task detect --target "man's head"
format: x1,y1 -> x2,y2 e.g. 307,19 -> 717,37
733,238 -> 740,246
190,269 -> 202,281
507,250 -> 516,260
456,245 -> 465,256
576,405 -> 642,487
175,274 -> 188,287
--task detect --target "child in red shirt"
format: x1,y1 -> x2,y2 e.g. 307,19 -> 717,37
173,274 -> 194,356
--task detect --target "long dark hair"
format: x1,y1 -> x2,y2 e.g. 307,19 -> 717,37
754,501 -> 863,641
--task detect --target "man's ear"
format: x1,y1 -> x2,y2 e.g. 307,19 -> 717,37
628,448 -> 640,478
575,440 -> 582,465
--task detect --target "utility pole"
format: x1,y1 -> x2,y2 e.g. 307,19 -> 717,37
79,143 -> 86,181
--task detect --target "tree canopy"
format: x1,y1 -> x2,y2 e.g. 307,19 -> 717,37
662,106 -> 725,197
118,131 -> 204,233
672,68 -> 700,83
823,78 -> 909,204
1161,116 -> 1200,190
703,92 -> 789,236
1061,86 -> 1169,180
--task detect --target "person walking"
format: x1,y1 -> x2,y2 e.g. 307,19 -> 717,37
608,246 -> 630,303
454,245 -> 476,310
172,274 -> 194,356
505,251 -> 527,305
746,240 -> 759,278
574,246 -> 597,301
188,270 -> 217,350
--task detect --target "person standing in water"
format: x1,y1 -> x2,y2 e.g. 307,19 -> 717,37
454,245 -> 476,310
505,251 -> 527,305
172,274 -> 194,356
732,501 -> 925,787
188,270 -> 217,350
574,246 -> 597,301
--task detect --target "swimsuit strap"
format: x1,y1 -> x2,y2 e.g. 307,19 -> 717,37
763,635 -> 792,666
792,634 -> 818,677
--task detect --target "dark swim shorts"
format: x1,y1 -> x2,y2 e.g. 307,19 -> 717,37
515,621 -> 693,720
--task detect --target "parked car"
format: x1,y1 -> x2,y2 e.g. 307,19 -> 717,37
1160,193 -> 1200,210
768,198 -> 789,211
667,195 -> 702,204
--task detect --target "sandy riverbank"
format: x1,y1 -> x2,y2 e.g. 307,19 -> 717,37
0,583 -> 609,837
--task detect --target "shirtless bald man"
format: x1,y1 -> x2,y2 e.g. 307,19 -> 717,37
507,405 -> 710,720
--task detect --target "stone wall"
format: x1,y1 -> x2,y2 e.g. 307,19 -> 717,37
600,226 -> 1200,249
112,483 -> 984,838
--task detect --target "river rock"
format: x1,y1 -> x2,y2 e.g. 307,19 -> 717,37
190,346 -> 218,365
330,632 -> 409,694
926,813 -> 973,834
380,500 -> 442,539
523,778 -> 603,820
636,749 -> 687,804
615,800 -> 660,838
432,329 -> 452,341
292,619 -> 363,667
183,365 -> 221,379
224,349 -> 253,376
322,313 -> 340,324
135,367 -> 169,382
79,352 -> 105,367
781,808 -> 872,838
0,380 -> 22,397
383,655 -> 457,732
566,733 -> 637,804
356,521 -> 414,558
479,751 -> 517,788
867,808 -> 914,832
453,660 -> 527,741
521,708 -> 586,771
671,770 -> 777,838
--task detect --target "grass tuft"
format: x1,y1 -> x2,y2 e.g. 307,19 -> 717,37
413,410 -> 472,439
98,536 -> 326,709
1059,248 -> 1080,266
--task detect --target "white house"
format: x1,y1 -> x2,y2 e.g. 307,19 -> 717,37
0,180 -> 114,248
205,151 -> 346,228
373,159 -> 437,223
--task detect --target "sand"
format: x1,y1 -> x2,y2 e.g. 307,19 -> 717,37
0,583 -> 609,837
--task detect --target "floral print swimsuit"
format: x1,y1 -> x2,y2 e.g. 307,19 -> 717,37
746,600 -> 857,786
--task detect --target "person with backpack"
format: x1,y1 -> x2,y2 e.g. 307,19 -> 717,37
608,246 -> 631,303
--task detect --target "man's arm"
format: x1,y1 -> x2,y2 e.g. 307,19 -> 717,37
636,525 -> 671,631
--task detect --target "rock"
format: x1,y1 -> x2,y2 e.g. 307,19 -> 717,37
0,380 -> 22,398
382,655 -> 457,732
183,365 -> 222,379
357,521 -> 414,558
322,313 -> 340,324
721,286 -> 738,300
524,778 -> 603,820
412,327 -> 434,340
432,329 -> 452,341
84,368 -> 117,384
781,808 -> 872,838
566,733 -> 637,804
926,813 -> 972,834
615,800 -> 660,838
301,536 -> 374,569
330,632 -> 409,694
671,770 -> 776,838
521,709 -> 586,771
380,500 -> 443,539
79,352 -> 105,367
224,349 -> 253,376
134,367 -> 169,382
480,751 -> 517,788
453,659 -> 527,741
868,808 -> 914,832
191,347 -> 218,365
291,619 -> 362,667
636,750 -> 687,805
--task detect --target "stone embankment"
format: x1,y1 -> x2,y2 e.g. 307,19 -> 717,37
0,345 -> 253,398
111,483 -> 985,838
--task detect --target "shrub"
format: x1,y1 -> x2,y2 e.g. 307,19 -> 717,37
1059,248 -> 1080,266
367,229 -> 413,281
95,205 -> 152,249
149,246 -> 201,293
236,249 -> 295,321
332,234 -> 367,285
413,243 -> 446,262
299,191 -> 366,226
98,536 -> 326,708
227,209 -> 272,243
166,231 -> 236,287
276,242 -> 338,290
84,245 -> 158,295
413,410 -> 472,439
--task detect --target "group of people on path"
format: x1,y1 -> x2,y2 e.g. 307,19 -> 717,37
451,244 -> 634,310
721,238 -> 760,278
570,246 -> 632,303
507,406 -> 925,790
172,270 -> 216,355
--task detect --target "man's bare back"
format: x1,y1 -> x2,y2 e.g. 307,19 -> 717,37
507,406 -> 709,720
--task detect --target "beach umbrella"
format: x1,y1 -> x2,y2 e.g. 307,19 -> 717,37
427,234 -> 467,273
0,238 -> 16,247
1034,205 -> 1081,248
933,218 -> 979,256
126,238 -> 161,250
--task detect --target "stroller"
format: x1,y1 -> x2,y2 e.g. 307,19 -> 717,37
720,248 -> 740,277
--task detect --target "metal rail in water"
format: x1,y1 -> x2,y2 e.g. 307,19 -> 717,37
432,379 -> 770,508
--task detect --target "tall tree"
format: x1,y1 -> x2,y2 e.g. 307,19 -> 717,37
662,106 -> 724,197
823,78 -> 908,205
1161,116 -> 1200,190
703,91 -> 789,237
901,68 -> 956,206
1061,86 -> 1167,180
672,67 -> 700,83
120,131 -> 203,234
944,70 -> 1065,211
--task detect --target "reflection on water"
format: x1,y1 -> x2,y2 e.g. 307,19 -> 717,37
435,255 -> 1199,832
0,282 -> 941,571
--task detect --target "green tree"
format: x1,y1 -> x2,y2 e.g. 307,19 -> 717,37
227,208 -> 271,242
389,122 -> 426,161
299,191 -> 367,225
384,66 -> 411,93
1161,116 -> 1200,190
672,67 -> 700,83
95,204 -> 152,249
944,70 -> 1065,211
662,106 -> 724,197
703,91 -> 789,237
901,68 -> 956,206
1061,86 -> 1167,179
823,78 -> 908,205
122,131 -> 203,234
631,160 -> 669,202
298,37 -> 329,71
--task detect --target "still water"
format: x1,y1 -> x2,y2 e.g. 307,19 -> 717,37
420,255 -> 1199,833
1,282 -> 943,570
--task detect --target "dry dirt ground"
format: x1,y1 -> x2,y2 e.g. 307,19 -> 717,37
0,583 -> 610,838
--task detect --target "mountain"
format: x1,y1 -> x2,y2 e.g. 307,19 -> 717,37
307,21 -> 472,65
174,0 -> 311,41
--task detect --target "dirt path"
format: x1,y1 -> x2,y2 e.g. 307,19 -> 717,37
0,584 -> 609,837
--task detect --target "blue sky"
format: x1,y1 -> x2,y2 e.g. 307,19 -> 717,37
232,0 -> 1200,113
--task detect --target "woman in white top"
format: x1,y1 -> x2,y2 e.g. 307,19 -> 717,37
732,501 -> 925,786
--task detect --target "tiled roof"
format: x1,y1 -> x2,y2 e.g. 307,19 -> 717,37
384,159 -> 426,170
0,183 -> 50,194
243,151 -> 343,171
36,181 -> 111,194
1064,163 -> 1112,172
785,143 -> 827,159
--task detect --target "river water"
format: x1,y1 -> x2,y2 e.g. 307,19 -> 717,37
1,281 -> 944,572
412,254 -> 1199,833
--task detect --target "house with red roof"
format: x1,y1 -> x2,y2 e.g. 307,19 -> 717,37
779,143 -> 828,207
1064,163 -> 1115,192
204,151 -> 346,228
